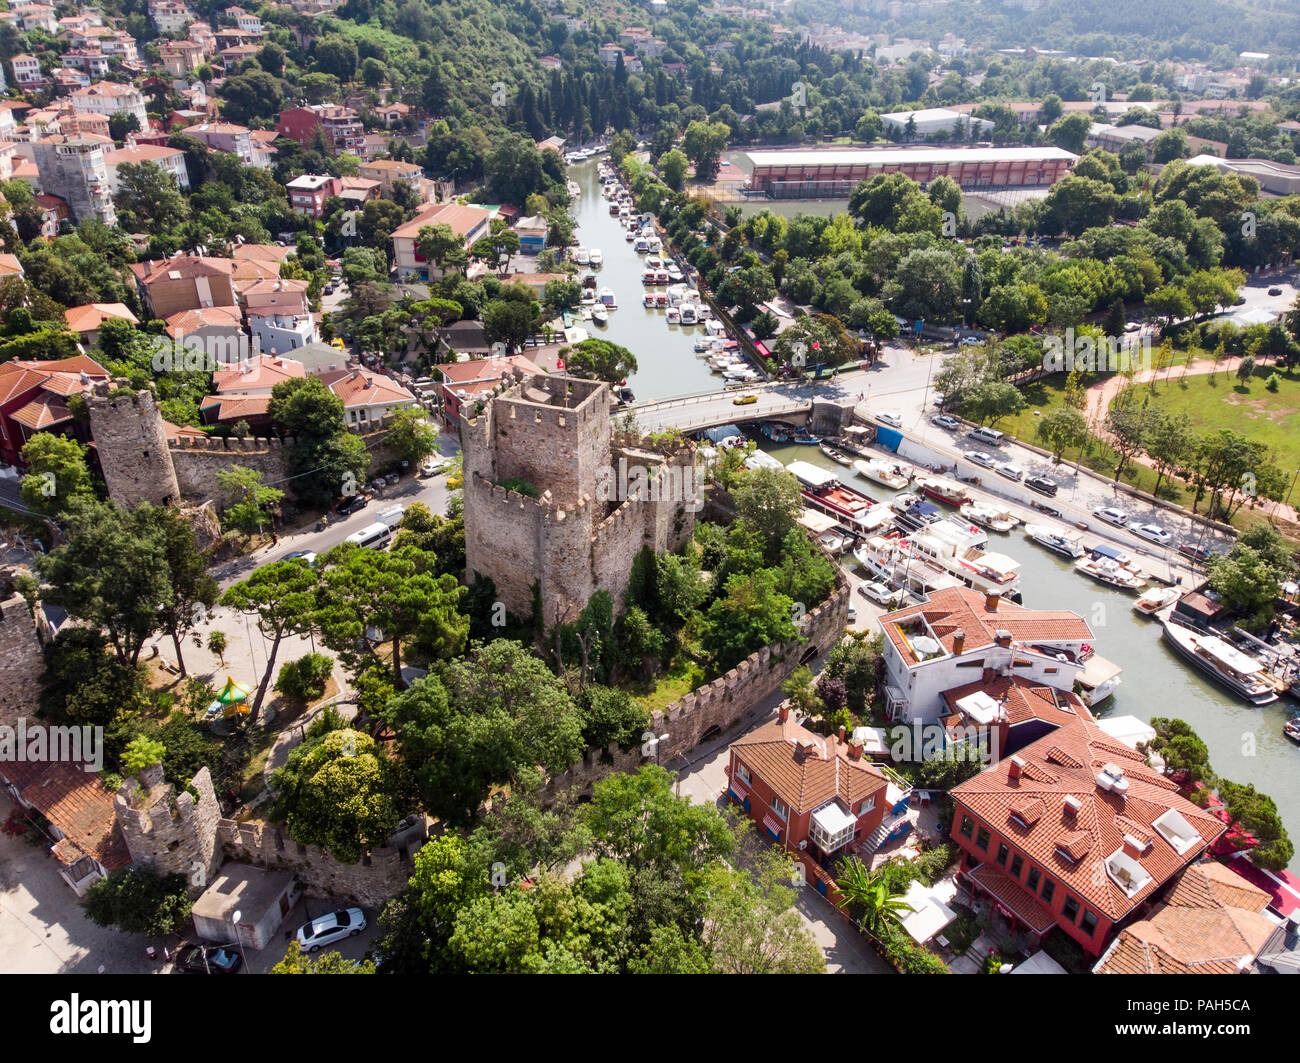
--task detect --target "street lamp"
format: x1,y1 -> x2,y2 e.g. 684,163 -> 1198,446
231,909 -> 248,974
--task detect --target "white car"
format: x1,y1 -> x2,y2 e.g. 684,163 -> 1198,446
419,458 -> 450,477
1093,506 -> 1130,527
995,462 -> 1024,482
295,908 -> 366,952
963,450 -> 996,469
931,414 -> 960,430
858,580 -> 897,606
1132,523 -> 1171,545
875,411 -> 903,428
846,606 -> 857,624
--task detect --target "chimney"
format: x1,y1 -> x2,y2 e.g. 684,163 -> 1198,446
800,739 -> 820,760
838,725 -> 847,743
1007,755 -> 1024,780
847,739 -> 864,760
1122,835 -> 1145,859
982,667 -> 997,684
778,703 -> 790,724
1064,795 -> 1082,817
984,591 -> 1001,612
952,628 -> 966,655
994,629 -> 1013,648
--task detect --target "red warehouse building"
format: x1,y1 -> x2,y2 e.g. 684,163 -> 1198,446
727,708 -> 914,887
948,717 -> 1225,958
744,146 -> 1078,199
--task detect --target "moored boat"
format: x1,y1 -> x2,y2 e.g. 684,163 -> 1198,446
1160,619 -> 1279,706
959,501 -> 1020,533
854,457 -> 911,490
915,475 -> 969,506
820,442 -> 853,466
1133,587 -> 1181,616
1074,554 -> 1147,592
1024,523 -> 1085,559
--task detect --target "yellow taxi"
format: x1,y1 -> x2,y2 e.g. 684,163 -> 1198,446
732,393 -> 758,406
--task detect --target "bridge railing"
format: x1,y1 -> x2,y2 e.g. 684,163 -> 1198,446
636,399 -> 813,430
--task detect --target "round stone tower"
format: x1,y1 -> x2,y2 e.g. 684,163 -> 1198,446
86,383 -> 181,509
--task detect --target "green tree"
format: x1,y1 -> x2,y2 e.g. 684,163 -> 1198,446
19,434 -> 96,516
82,867 -> 193,936
564,338 -> 637,384
701,850 -> 825,974
154,506 -> 219,678
1144,718 -> 1212,782
481,298 -> 536,355
681,121 -> 729,183
219,560 -> 319,718
316,543 -> 468,685
835,855 -> 911,935
702,569 -> 798,672
273,940 -> 376,973
1035,405 -> 1088,462
732,465 -> 802,562
35,501 -> 171,666
113,162 -> 189,237
216,465 -> 284,535
384,407 -> 440,466
271,728 -> 404,864
659,148 -> 688,191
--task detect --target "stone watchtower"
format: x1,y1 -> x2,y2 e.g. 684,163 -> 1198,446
0,586 -> 47,730
113,762 -> 222,896
462,374 -> 696,624
86,383 -> 181,509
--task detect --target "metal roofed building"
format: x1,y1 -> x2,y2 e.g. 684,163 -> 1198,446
744,146 -> 1078,199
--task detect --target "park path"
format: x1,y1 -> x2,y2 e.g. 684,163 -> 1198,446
1076,351 -> 1299,525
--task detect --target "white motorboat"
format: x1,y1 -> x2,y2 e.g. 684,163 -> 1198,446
580,288 -> 596,306
680,303 -> 698,325
573,247 -> 590,265
1133,586 -> 1180,616
705,319 -> 725,336
597,287 -> 616,308
694,337 -> 712,352
589,248 -> 603,266
667,265 -> 684,283
1161,619 -> 1279,705
1074,554 -> 1147,592
854,457 -> 911,490
959,501 -> 1020,533
592,307 -> 608,325
1024,523 -> 1085,558
666,306 -> 681,324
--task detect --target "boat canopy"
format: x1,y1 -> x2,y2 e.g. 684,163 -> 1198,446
786,460 -> 838,489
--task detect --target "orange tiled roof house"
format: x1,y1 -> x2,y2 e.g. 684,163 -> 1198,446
949,717 -> 1226,958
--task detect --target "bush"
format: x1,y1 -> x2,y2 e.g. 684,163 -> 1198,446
1266,372 -> 1281,392
275,653 -> 334,702
81,867 -> 193,936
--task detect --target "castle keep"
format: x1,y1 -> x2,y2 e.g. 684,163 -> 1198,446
462,374 -> 698,622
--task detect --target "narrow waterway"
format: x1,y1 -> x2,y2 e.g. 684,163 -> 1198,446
568,159 -> 726,401
760,440 -> 1300,869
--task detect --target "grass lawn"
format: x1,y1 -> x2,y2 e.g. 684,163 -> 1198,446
633,654 -> 708,713
994,366 -> 1300,542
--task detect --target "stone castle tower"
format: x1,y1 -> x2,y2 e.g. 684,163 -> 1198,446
0,587 -> 48,730
86,383 -> 181,509
462,373 -> 697,623
114,762 -> 222,896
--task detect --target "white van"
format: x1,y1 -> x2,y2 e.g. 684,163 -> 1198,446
967,426 -> 1005,446
345,522 -> 392,550
376,504 -> 405,529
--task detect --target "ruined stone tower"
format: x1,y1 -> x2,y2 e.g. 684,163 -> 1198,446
462,373 -> 697,623
0,587 -> 47,730
113,762 -> 222,896
86,383 -> 181,509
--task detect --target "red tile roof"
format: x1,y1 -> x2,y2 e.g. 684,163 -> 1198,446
942,674 -> 1093,732
953,718 -> 1225,921
881,586 -> 1092,668
0,760 -> 130,871
10,397 -> 72,430
730,716 -> 889,815
1094,862 -> 1276,974
969,863 -> 1056,934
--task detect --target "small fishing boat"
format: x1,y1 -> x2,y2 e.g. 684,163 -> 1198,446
820,443 -> 853,466
1285,717 -> 1300,743
654,293 -> 668,308
1133,586 -> 1181,617
643,293 -> 657,308
589,248 -> 603,266
694,337 -> 712,352
580,288 -> 596,306
959,501 -> 1019,533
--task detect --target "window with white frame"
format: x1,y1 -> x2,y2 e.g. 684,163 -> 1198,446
735,762 -> 751,786
770,796 -> 788,820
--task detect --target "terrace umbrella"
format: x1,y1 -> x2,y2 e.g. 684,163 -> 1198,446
216,677 -> 252,718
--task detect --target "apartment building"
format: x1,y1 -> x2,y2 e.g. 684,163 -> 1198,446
31,135 -> 116,225
70,81 -> 149,132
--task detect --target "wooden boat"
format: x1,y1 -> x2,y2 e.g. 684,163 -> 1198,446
820,443 -> 853,466
1161,619 -> 1279,705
